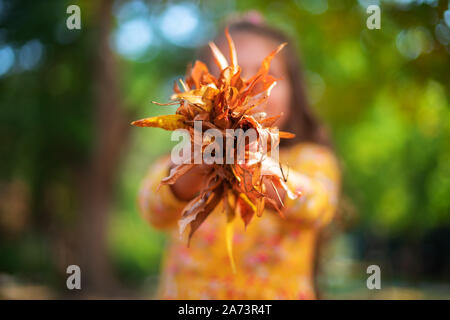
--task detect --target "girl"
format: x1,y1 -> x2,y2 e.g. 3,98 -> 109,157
138,19 -> 340,299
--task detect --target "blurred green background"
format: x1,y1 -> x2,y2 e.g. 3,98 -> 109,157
0,0 -> 449,299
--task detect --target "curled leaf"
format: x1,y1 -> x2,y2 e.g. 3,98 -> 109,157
161,163 -> 194,186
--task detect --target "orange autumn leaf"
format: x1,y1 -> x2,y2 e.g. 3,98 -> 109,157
279,131 -> 296,139
131,114 -> 188,131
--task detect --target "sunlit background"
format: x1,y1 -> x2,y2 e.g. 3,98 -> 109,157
0,0 -> 449,299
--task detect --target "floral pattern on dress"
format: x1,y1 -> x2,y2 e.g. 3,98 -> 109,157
138,143 -> 340,299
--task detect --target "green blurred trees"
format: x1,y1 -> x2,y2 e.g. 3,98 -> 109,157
0,0 -> 448,296
0,0 -> 94,287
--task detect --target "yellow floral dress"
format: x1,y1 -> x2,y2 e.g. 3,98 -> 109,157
138,143 -> 340,299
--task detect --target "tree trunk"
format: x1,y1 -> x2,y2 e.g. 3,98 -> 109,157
77,0 -> 129,296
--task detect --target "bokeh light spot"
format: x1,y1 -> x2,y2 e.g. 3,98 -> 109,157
396,27 -> 433,59
114,17 -> 154,60
159,3 -> 211,47
0,45 -> 15,76
18,39 -> 44,71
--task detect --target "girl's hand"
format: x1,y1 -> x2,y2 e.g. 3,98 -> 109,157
169,163 -> 212,201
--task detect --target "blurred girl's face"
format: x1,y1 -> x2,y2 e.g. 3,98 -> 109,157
212,31 -> 292,129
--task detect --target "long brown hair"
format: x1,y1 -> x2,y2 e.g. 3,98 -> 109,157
200,21 -> 331,147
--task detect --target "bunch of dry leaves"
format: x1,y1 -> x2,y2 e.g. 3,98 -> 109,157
132,30 -> 300,271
